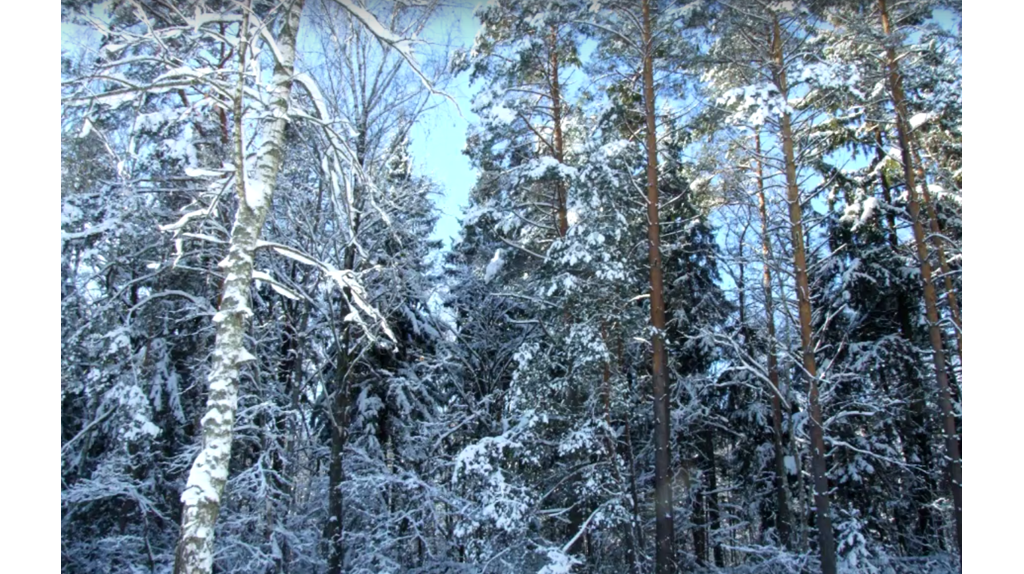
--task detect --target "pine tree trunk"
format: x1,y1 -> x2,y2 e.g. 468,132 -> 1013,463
912,145 -> 962,361
754,132 -> 793,549
173,2 -> 305,573
641,1 -> 675,570
769,16 -> 837,574
878,0 -> 962,552
549,26 -> 569,238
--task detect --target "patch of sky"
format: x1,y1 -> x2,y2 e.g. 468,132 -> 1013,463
407,4 -> 483,251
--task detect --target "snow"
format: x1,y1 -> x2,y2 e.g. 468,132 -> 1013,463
253,270 -> 302,300
62,218 -> 117,242
490,103 -> 516,125
235,348 -> 257,363
841,197 -> 878,230
336,0 -> 402,45
59,2 -> 966,570
163,134 -> 198,166
184,167 -> 223,178
292,73 -> 332,121
78,118 -> 93,138
327,268 -> 398,343
154,66 -> 215,84
245,178 -> 266,210
525,156 -> 578,180
910,112 -> 935,130
265,243 -> 321,268
770,1 -> 797,12
717,83 -> 792,127
93,90 -> 137,110
689,175 -> 712,192
859,197 -> 878,228
538,548 -> 579,574
188,11 -> 239,31
784,455 -> 798,475
462,202 -> 493,226
181,444 -> 229,506
566,209 -> 579,226
484,248 -> 504,282
134,109 -> 176,133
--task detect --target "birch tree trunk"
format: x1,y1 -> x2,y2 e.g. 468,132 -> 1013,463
173,2 -> 306,572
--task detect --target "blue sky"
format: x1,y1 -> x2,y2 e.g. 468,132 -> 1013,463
407,4 -> 484,250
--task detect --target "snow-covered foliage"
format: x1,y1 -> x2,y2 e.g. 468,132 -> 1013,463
62,0 -> 961,573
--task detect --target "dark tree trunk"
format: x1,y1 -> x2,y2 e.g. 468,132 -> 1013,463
701,429 -> 724,567
692,485 -> 707,566
326,345 -> 350,574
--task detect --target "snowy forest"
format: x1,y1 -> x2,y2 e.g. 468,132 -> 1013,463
60,0 -> 962,573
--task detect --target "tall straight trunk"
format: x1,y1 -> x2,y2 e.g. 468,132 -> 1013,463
878,0 -> 962,552
912,146 -> 962,360
549,26 -> 569,237
622,349 -> 644,574
326,340 -> 350,574
769,17 -> 837,574
692,486 -> 707,566
754,132 -> 793,549
326,125 -> 368,572
600,329 -> 636,571
174,2 -> 305,573
552,30 -> 580,546
701,429 -> 724,567
640,1 -> 675,571
268,310 -> 302,574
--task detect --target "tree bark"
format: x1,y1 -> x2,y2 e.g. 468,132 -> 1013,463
549,25 -> 569,238
912,145 -> 962,361
701,429 -> 724,567
174,2 -> 305,573
640,1 -> 676,571
769,16 -> 837,574
878,0 -> 962,552
754,132 -> 793,549
326,343 -> 350,574
622,351 -> 644,574
692,483 -> 707,566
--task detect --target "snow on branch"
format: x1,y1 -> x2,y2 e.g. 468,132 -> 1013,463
329,0 -> 462,116
257,241 -> 397,344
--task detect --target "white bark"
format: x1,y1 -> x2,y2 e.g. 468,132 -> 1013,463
173,1 -> 306,573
